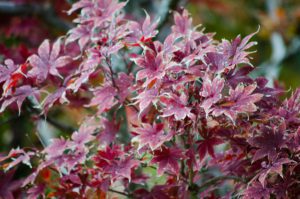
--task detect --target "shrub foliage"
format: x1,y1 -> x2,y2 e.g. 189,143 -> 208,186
1,0 -> 300,198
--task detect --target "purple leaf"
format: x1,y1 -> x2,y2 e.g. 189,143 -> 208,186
242,181 -> 271,199
253,158 -> 294,186
248,125 -> 286,162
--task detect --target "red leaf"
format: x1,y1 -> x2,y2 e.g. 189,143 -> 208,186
197,137 -> 223,160
150,146 -> 184,176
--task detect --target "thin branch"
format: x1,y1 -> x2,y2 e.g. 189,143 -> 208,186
197,175 -> 246,192
105,56 -> 119,91
0,2 -> 72,32
108,188 -> 130,197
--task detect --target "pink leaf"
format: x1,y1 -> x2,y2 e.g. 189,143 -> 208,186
133,123 -> 174,151
212,84 -> 263,122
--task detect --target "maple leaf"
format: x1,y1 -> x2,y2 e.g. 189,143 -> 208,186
162,34 -> 181,56
42,136 -> 88,174
115,72 -> 133,103
287,126 -> 300,152
133,123 -> 174,151
0,59 -> 19,84
43,138 -> 69,160
220,29 -> 258,71
113,157 -> 139,181
181,39 -> 215,67
42,87 -> 68,114
141,11 -> 160,41
282,88 -> 300,112
94,146 -> 138,181
160,93 -> 194,120
134,87 -> 158,113
92,1 -> 127,29
150,146 -> 184,176
212,150 -> 248,176
253,158 -> 294,187
27,184 -> 45,199
126,11 -> 159,45
248,125 -> 286,162
0,85 -> 38,115
200,75 -> 225,115
0,170 -> 23,199
97,118 -> 119,146
226,65 -> 254,88
66,118 -> 97,149
71,128 -> 94,148
0,59 -> 28,96
61,149 -> 87,173
212,84 -> 263,122
67,0 -> 93,15
94,146 -> 124,171
88,84 -> 117,114
28,39 -> 72,82
66,24 -> 92,52
204,52 -> 227,72
172,9 -> 192,35
242,181 -> 271,199
67,53 -> 102,92
0,148 -> 34,171
133,49 -> 165,86
197,137 -> 223,161
279,88 -> 300,125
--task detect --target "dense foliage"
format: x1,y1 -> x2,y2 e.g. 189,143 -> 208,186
1,0 -> 300,198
